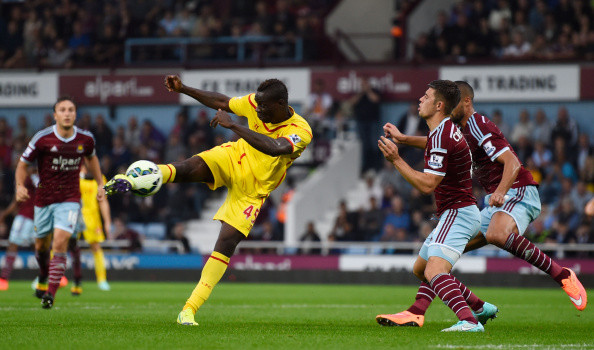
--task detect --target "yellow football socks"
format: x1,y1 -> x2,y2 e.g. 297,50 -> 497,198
93,249 -> 107,283
183,251 -> 230,314
158,164 -> 177,184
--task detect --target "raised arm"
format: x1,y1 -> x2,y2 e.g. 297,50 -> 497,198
378,136 -> 442,194
164,75 -> 232,112
211,109 -> 293,156
384,123 -> 427,149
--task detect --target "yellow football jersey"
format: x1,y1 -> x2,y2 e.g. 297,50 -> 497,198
80,175 -> 107,228
227,93 -> 312,195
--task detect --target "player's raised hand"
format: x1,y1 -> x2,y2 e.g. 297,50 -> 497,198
164,75 -> 183,92
378,136 -> 400,162
210,109 -> 234,129
384,123 -> 406,143
15,184 -> 29,202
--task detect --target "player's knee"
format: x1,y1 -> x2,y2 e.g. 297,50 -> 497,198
484,230 -> 510,248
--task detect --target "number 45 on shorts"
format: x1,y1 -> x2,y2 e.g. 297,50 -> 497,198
243,205 -> 260,224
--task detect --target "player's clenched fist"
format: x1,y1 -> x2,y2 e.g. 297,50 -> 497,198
378,136 -> 400,162
15,184 -> 29,202
164,75 -> 183,92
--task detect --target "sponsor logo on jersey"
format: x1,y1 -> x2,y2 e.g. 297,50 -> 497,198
288,134 -> 301,144
483,141 -> 496,157
51,156 -> 82,171
428,154 -> 444,169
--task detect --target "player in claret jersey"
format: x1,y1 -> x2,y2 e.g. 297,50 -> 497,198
16,96 -> 105,309
377,80 -> 487,332
377,81 -> 587,328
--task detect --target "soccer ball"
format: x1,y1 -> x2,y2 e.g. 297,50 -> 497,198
125,160 -> 163,197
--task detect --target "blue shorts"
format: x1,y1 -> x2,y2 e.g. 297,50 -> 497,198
8,215 -> 34,246
481,186 -> 541,236
419,205 -> 481,266
75,210 -> 86,234
34,202 -> 81,238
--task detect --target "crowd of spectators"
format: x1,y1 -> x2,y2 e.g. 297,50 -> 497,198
412,0 -> 594,63
0,0 -> 335,69
323,104 -> 594,257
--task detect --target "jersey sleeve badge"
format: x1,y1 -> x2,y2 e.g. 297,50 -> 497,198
288,134 -> 302,145
482,141 -> 496,157
428,154 -> 444,169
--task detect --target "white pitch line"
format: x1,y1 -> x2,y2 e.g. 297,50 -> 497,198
434,344 -> 594,349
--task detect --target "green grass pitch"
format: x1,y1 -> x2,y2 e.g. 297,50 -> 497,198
1,281 -> 592,350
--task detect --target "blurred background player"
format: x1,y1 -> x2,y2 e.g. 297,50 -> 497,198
105,75 -> 312,326
0,167 -> 38,290
377,80 -> 486,332
69,163 -> 112,295
16,96 -> 104,309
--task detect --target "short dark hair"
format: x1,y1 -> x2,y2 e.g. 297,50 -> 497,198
54,96 -> 76,111
427,80 -> 460,115
257,79 -> 288,102
455,80 -> 474,101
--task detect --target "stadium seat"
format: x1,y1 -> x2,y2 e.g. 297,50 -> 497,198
145,223 -> 167,240
127,223 -> 146,236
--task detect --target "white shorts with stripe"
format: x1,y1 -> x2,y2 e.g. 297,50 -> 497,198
480,186 -> 541,236
419,205 -> 481,266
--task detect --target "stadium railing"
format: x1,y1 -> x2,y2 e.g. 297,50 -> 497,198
2,239 -> 591,257
124,36 -> 304,65
0,239 -> 184,253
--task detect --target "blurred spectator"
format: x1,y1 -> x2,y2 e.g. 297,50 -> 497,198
299,221 -> 321,255
531,109 -> 551,142
125,116 -> 142,152
380,196 -> 410,240
551,106 -> 578,148
188,110 -> 215,152
491,109 -> 511,136
330,200 -> 357,241
570,181 -> 593,215
349,77 -> 381,172
531,141 -> 552,169
170,222 -> 191,254
113,217 -> 142,252
358,197 -> 384,241
304,79 -> 333,137
576,134 -> 593,173
510,109 -> 533,144
43,39 -> 72,68
91,114 -> 113,158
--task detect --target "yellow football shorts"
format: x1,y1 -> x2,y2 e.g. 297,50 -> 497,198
81,215 -> 105,244
198,143 -> 267,236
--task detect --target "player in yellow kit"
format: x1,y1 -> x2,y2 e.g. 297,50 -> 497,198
105,75 -> 312,326
73,164 -> 112,293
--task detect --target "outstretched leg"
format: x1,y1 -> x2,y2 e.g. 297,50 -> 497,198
487,212 -> 587,310
178,222 -> 244,326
